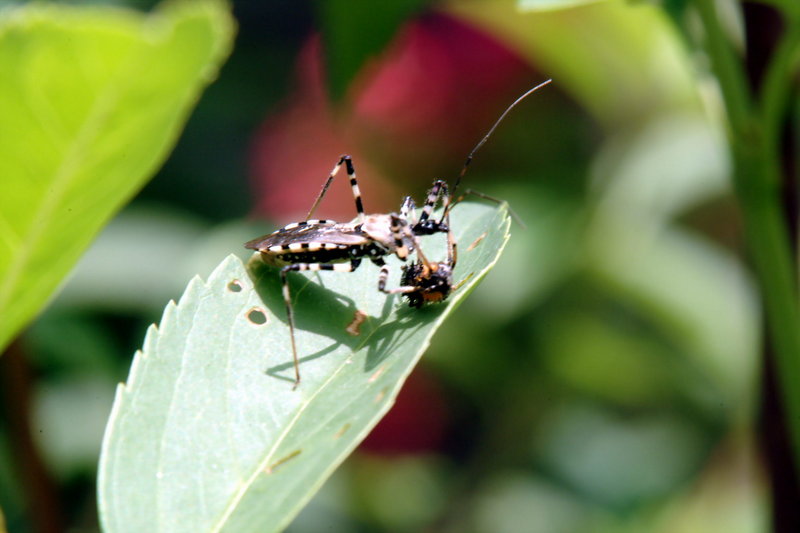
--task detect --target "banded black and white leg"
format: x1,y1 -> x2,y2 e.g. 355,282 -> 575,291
419,180 -> 450,222
280,259 -> 364,389
376,258 -> 413,296
411,180 -> 451,235
304,155 -> 365,221
376,257 -> 431,296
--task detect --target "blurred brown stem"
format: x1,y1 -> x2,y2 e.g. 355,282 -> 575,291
0,339 -> 64,533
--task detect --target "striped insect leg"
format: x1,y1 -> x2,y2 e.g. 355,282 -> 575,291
389,214 -> 435,269
376,258 -> 418,295
417,180 -> 449,224
304,155 -> 365,222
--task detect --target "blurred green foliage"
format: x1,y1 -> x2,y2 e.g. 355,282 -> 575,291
1,0 -> 797,531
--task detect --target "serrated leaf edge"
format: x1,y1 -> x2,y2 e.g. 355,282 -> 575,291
98,254 -> 241,530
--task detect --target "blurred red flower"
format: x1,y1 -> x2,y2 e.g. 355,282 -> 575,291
360,368 -> 449,455
249,12 -> 532,222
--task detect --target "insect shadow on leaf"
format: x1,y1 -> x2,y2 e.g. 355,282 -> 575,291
247,257 -> 440,384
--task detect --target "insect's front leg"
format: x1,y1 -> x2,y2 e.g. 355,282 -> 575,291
389,215 -> 435,269
280,258 -> 363,389
414,180 -> 450,235
375,258 -> 416,295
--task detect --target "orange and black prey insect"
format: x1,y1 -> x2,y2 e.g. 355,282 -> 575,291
397,205 -> 475,308
245,79 -> 552,389
399,221 -> 458,308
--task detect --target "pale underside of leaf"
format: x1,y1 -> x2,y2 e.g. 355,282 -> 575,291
98,202 -> 510,533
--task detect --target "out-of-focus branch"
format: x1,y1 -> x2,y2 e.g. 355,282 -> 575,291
0,340 -> 63,533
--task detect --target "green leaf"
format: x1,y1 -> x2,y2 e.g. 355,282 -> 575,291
98,202 -> 510,533
0,0 -> 234,353
452,0 -> 701,127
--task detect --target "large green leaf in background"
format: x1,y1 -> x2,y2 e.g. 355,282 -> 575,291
449,0 -> 700,126
98,202 -> 510,533
0,0 -> 234,353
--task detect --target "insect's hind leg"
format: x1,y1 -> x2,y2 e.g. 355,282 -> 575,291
280,259 -> 363,389
304,155 -> 365,222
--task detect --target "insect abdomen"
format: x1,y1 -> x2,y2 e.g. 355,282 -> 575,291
259,242 -> 370,267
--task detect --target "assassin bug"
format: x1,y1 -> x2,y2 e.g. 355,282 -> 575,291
245,79 -> 552,388
245,157 -> 453,389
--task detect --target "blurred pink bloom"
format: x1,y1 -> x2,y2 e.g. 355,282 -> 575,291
249,12 -> 532,222
360,368 -> 449,455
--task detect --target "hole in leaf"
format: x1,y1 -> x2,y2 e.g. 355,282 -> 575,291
227,279 -> 243,292
247,307 -> 267,325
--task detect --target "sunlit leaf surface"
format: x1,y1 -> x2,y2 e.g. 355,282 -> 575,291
0,1 -> 234,352
98,202 -> 510,532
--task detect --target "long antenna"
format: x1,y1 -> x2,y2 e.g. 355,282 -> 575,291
442,78 -> 552,220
